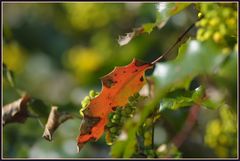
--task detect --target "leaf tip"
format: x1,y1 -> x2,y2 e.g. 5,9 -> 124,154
118,33 -> 134,46
42,128 -> 52,141
77,143 -> 84,153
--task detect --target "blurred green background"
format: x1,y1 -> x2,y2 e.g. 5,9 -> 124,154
2,2 -> 237,158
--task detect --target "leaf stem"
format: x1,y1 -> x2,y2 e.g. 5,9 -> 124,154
151,18 -> 201,65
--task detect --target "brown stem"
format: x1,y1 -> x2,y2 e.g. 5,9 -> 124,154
171,104 -> 200,148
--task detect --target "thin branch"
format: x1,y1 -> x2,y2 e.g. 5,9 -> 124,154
171,104 -> 200,148
151,17 -> 202,65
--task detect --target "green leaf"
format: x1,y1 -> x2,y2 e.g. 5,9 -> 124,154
123,130 -> 137,158
110,130 -> 137,158
138,39 -> 228,130
3,63 -> 15,87
192,85 -> 205,103
159,85 -> 221,111
28,98 -> 50,119
110,141 -> 126,157
142,23 -> 155,34
118,3 -> 191,46
216,52 -> 237,108
201,99 -> 220,110
159,97 -> 193,111
155,2 -> 191,28
159,87 -> 206,112
110,118 -> 138,158
153,39 -> 227,91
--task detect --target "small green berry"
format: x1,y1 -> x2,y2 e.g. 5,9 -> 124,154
147,150 -> 156,158
113,114 -> 120,121
125,107 -> 132,114
116,107 -> 122,114
197,28 -> 205,41
145,118 -> 152,126
144,131 -> 152,139
203,30 -> 212,39
133,93 -> 140,99
200,19 -> 208,27
198,12 -> 203,18
120,117 -> 125,124
213,32 -> 223,43
111,119 -> 118,124
128,96 -> 135,102
108,112 -> 114,120
222,8 -> 231,18
110,127 -> 117,133
81,101 -> 88,108
144,139 -> 152,146
89,90 -> 96,98
79,109 -> 84,118
219,24 -> 227,35
81,96 -> 90,108
209,18 -> 220,27
106,141 -> 113,146
106,122 -> 113,128
121,110 -> 127,116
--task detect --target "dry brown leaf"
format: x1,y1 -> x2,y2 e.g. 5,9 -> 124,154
43,106 -> 73,141
2,95 -> 31,126
118,27 -> 144,46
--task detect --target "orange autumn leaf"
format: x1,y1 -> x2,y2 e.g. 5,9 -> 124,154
77,58 -> 153,151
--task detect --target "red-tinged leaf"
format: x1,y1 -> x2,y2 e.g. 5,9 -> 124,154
77,58 -> 153,151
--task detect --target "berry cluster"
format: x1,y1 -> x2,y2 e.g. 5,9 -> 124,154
196,3 -> 237,46
143,119 -> 157,157
137,117 -> 157,158
105,93 -> 140,145
205,105 -> 237,157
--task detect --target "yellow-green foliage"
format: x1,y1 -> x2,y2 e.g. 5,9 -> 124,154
196,3 -> 237,46
205,105 -> 237,157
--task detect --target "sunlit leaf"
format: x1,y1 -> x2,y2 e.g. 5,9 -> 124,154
159,97 -> 193,111
201,99 -> 220,110
118,2 -> 191,46
142,23 -> 156,34
153,39 -> 227,91
77,59 -> 153,151
192,86 -> 205,103
155,2 -> 190,28
159,86 -> 206,112
138,39 -> 228,133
